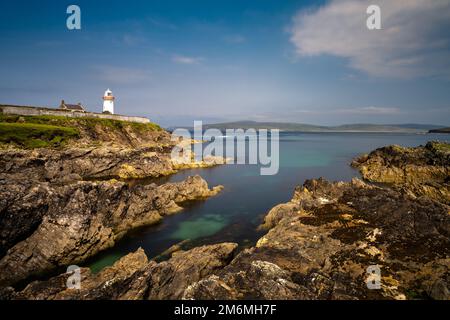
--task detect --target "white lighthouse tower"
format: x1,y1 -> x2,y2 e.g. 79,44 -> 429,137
103,89 -> 115,114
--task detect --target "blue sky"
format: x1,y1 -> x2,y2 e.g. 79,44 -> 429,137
0,0 -> 449,127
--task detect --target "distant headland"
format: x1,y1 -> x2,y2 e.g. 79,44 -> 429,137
198,120 -> 445,133
429,127 -> 450,133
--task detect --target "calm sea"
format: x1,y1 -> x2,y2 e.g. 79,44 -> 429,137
86,132 -> 449,272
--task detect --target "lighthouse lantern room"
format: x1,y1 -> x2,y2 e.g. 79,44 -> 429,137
103,89 -> 115,114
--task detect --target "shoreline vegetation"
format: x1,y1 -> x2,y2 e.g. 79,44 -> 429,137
0,122 -> 79,149
0,114 -> 449,300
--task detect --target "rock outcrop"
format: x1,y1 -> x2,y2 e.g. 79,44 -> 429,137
0,175 -> 223,287
3,243 -> 237,300
352,141 -> 450,205
186,178 -> 450,300
0,145 -> 225,184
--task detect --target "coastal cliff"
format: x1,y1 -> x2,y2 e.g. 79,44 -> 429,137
0,115 -> 224,182
1,141 -> 448,300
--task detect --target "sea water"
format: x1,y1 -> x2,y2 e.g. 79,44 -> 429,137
86,132 -> 449,272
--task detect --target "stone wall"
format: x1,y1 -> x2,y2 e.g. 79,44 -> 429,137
0,105 -> 150,124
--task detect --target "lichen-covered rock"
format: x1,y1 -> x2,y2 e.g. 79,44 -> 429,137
352,141 -> 450,204
186,178 -> 450,300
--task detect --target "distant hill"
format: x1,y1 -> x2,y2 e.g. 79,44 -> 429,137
429,127 -> 450,133
393,124 -> 443,130
196,121 -> 442,133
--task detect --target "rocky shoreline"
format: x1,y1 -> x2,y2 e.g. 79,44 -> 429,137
0,140 -> 449,300
352,141 -> 449,205
0,175 -> 222,287
0,122 -> 225,289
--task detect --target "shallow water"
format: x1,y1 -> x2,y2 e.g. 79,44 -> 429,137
86,132 -> 449,273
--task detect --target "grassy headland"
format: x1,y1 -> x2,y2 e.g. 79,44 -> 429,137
0,122 -> 79,149
0,114 -> 163,149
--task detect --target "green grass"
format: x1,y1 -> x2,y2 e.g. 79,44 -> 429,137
0,114 -> 162,132
0,122 -> 79,149
0,114 -> 163,149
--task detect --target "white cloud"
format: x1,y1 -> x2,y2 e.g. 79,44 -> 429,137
94,66 -> 150,84
172,55 -> 203,65
290,0 -> 450,78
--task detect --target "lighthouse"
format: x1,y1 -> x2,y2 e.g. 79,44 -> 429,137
102,89 -> 115,114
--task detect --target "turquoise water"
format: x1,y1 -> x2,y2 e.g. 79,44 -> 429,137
170,214 -> 229,240
86,132 -> 449,272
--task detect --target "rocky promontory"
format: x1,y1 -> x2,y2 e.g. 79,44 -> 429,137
352,141 -> 449,205
429,127 -> 450,134
0,114 -> 226,182
0,115 -> 225,288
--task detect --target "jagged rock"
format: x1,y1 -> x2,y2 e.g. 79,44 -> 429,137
352,141 -> 450,204
5,243 -> 237,300
0,176 -> 223,287
11,248 -> 152,300
146,243 -> 237,300
186,178 -> 450,300
183,257 -> 313,300
0,145 -> 190,184
0,181 -> 50,257
0,146 -> 227,184
260,178 -> 350,230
